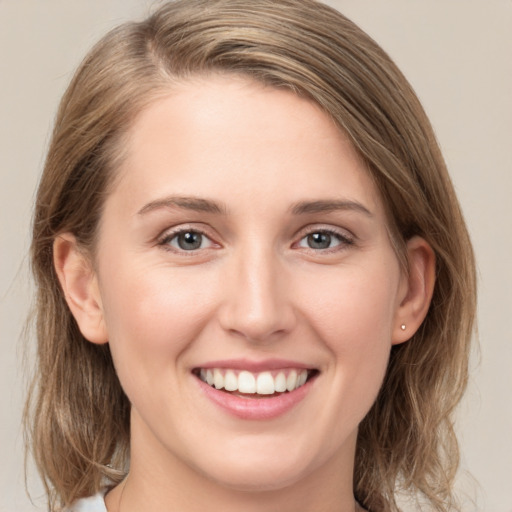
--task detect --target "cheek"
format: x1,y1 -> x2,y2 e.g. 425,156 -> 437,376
296,259 -> 400,403
97,258 -> 219,385
300,264 -> 399,350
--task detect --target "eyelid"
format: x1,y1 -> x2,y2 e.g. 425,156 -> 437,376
155,223 -> 355,254
293,224 -> 356,250
157,224 -> 221,253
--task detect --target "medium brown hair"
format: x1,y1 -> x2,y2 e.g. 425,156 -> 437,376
26,1 -> 476,510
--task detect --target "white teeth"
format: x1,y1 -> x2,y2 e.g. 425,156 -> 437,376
286,370 -> 297,391
213,369 -> 224,389
274,372 -> 287,392
198,368 -> 311,395
224,370 -> 238,391
238,371 -> 256,393
256,372 -> 275,395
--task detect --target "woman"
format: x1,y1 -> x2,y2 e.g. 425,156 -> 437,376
26,1 -> 476,511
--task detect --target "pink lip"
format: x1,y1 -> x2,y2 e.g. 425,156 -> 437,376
193,362 -> 317,421
196,358 -> 312,372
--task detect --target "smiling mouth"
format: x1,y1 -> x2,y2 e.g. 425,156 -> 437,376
193,368 -> 319,397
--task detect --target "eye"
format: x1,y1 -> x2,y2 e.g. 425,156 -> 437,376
162,229 -> 215,251
297,229 -> 353,250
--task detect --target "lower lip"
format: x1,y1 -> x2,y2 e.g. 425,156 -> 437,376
195,375 -> 315,420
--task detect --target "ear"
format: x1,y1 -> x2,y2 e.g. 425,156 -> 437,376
53,233 -> 108,345
392,236 -> 436,345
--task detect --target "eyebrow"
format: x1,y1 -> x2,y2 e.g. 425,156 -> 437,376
137,196 -> 227,216
137,196 -> 372,217
290,199 -> 373,217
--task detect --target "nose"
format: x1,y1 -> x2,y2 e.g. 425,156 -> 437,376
218,245 -> 297,343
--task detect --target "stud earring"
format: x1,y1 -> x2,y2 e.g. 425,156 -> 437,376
400,324 -> 406,331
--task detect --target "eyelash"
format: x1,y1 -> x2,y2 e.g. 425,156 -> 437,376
295,227 -> 355,253
158,226 -> 217,254
157,226 -> 355,254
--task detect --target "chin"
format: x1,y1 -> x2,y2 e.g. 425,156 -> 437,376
186,437 -> 321,493
204,463 -> 307,493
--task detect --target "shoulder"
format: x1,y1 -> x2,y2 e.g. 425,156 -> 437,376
66,491 -> 107,512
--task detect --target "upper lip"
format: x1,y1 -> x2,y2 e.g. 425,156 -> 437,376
193,358 -> 316,372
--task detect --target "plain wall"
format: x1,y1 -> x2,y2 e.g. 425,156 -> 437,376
1,1 -> 511,511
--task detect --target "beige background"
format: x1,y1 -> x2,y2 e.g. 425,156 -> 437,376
1,1 -> 511,511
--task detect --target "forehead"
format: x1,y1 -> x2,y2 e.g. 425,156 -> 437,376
108,75 -> 384,218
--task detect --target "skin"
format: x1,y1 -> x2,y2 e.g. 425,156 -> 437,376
55,76 -> 435,512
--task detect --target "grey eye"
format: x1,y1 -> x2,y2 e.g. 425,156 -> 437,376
306,232 -> 333,249
169,231 -> 211,251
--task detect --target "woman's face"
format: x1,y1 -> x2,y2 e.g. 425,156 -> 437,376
93,76 -> 409,491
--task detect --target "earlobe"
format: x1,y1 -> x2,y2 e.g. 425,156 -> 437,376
392,236 -> 436,345
53,234 -> 108,345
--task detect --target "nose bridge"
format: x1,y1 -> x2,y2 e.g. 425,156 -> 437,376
220,240 -> 295,342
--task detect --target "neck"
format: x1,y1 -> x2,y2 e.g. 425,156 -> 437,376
105,411 -> 362,512
108,478 -> 364,512
107,451 -> 360,512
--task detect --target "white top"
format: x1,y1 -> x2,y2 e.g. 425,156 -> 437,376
66,491 -> 370,511
67,491 -> 107,512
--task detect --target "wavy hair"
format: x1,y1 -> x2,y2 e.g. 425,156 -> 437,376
26,1 -> 476,510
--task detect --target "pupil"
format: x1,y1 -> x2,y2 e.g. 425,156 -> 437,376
178,232 -> 202,250
308,232 -> 331,249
